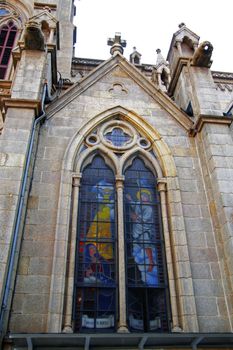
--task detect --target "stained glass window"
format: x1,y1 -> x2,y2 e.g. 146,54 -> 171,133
0,21 -> 17,79
0,9 -> 10,16
74,150 -> 170,333
105,127 -> 131,147
124,158 -> 169,332
74,156 -> 117,332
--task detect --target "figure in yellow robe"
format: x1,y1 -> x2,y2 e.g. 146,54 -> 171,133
86,184 -> 114,260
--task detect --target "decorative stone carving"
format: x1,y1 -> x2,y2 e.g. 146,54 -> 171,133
192,41 -> 213,68
108,82 -> 128,96
216,83 -> 233,92
212,71 -> 233,79
24,19 -> 45,50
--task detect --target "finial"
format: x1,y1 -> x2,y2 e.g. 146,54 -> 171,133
156,48 -> 167,66
178,22 -> 186,28
107,32 -> 127,55
130,46 -> 141,64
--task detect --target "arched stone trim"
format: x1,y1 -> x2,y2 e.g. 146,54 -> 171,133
0,17 -> 23,29
7,0 -> 33,20
74,144 -> 119,175
0,1 -> 29,28
62,105 -> 176,177
47,106 -> 199,333
119,146 -> 163,179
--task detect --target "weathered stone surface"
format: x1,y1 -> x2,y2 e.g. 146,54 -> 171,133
2,13 -> 233,340
196,297 -> 218,316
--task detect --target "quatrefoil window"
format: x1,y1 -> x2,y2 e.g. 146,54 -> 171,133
105,127 -> 132,147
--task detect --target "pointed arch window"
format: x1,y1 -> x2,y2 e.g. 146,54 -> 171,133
74,156 -> 117,332
72,119 -> 171,333
0,21 -> 17,79
124,158 -> 169,332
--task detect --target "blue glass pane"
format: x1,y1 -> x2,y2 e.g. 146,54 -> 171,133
105,128 -> 131,147
0,9 -> 10,16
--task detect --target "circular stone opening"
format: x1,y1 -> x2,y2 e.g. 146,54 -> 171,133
138,138 -> 150,148
86,134 -> 98,145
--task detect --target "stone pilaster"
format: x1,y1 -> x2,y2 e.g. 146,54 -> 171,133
0,42 -> 47,334
0,104 -> 37,328
197,121 -> 233,330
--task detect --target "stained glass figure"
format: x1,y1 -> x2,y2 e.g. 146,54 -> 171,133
105,127 -> 131,147
124,158 -> 169,332
74,156 -> 116,332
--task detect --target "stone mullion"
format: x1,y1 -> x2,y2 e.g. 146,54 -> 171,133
116,176 -> 129,333
62,174 -> 82,333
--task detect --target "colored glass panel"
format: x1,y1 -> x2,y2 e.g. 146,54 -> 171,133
0,9 -> 10,16
124,158 -> 169,332
105,127 -> 131,147
74,156 -> 117,332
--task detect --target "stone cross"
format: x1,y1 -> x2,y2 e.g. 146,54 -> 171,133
107,32 -> 127,55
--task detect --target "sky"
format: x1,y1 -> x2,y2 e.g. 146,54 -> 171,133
73,0 -> 233,73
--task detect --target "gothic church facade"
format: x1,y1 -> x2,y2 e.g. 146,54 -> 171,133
0,1 -> 233,349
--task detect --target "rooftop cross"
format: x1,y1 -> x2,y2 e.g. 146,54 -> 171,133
107,32 -> 127,55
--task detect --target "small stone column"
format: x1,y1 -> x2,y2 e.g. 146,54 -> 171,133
116,176 -> 129,333
62,174 -> 82,333
176,40 -> 183,56
157,179 -> 182,332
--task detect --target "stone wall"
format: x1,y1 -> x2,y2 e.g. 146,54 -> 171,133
8,64 -> 232,333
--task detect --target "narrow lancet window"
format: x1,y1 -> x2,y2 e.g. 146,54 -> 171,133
74,156 -> 117,332
124,158 -> 169,332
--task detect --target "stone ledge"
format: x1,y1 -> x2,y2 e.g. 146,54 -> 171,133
34,2 -> 57,10
189,115 -> 233,136
3,99 -> 42,116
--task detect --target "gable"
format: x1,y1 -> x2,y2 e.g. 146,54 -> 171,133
46,53 -> 193,133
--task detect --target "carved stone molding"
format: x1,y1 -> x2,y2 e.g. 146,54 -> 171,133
3,98 -> 41,115
167,57 -> 190,96
189,114 -> 233,136
108,82 -> 128,96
